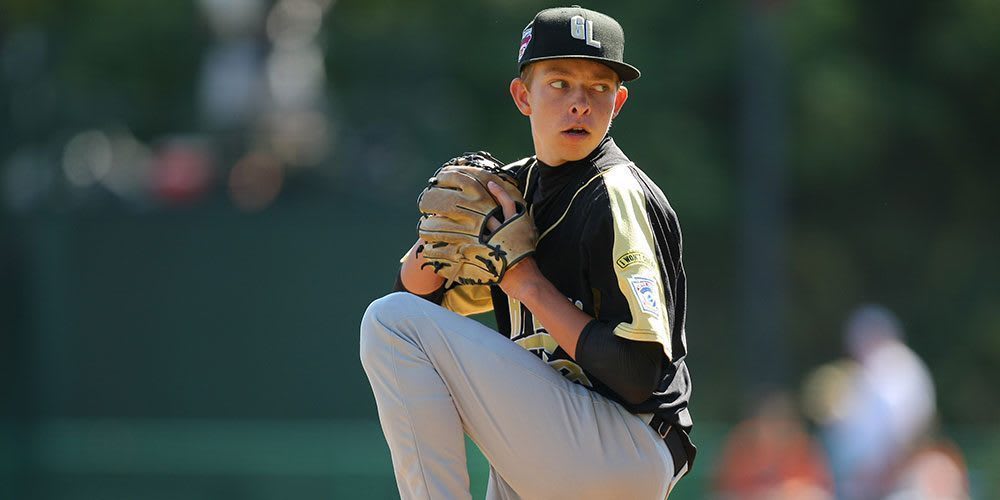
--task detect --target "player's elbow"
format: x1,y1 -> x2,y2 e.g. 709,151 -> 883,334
618,363 -> 662,405
393,269 -> 447,304
618,388 -> 649,406
576,321 -> 664,405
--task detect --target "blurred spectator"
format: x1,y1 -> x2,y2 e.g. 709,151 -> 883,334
803,304 -> 938,500
713,391 -> 834,500
197,0 -> 268,130
886,438 -> 971,500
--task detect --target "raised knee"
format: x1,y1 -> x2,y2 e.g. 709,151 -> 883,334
359,292 -> 419,363
361,292 -> 419,329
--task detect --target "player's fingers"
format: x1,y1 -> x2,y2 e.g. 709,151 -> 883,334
488,181 -> 517,221
485,214 -> 501,233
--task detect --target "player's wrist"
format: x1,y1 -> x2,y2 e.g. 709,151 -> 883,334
499,257 -> 545,303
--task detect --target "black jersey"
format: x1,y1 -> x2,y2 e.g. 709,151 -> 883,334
440,136 -> 693,435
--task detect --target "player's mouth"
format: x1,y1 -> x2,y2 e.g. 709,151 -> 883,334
561,126 -> 590,137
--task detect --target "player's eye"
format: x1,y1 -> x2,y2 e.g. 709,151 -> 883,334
593,83 -> 610,92
549,80 -> 567,89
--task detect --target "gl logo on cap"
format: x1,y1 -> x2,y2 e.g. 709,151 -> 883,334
570,15 -> 601,49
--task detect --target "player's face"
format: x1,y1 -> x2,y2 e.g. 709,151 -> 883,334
510,59 -> 628,166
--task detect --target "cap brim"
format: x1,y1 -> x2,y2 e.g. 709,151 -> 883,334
521,55 -> 641,82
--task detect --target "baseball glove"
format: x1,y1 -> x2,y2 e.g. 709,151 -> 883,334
417,152 -> 537,286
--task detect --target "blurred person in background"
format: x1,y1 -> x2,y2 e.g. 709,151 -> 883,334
887,437 -> 971,500
712,391 -> 833,500
803,304 -> 938,500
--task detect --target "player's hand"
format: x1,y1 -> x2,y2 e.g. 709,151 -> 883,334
486,180 -> 542,299
486,181 -> 518,233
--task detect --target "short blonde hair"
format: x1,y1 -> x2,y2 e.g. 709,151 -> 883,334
519,64 -> 538,88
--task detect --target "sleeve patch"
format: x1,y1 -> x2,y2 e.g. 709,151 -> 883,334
627,275 -> 661,317
616,250 -> 651,270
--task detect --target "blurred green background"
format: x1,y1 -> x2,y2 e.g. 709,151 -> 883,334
1,0 -> 997,498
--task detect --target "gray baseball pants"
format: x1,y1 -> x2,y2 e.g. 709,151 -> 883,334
359,292 -> 683,499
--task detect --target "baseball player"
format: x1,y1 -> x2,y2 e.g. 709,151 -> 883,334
361,6 -> 695,499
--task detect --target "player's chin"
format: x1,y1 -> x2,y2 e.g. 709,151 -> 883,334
555,134 -> 597,158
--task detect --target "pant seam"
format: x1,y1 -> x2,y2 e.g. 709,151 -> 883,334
390,333 -> 435,499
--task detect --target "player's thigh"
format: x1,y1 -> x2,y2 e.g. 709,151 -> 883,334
412,315 -> 669,495
368,293 -> 671,497
475,394 -> 671,499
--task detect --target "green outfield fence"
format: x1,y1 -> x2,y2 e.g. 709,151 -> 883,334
1,419 -> 997,499
2,194 -> 996,499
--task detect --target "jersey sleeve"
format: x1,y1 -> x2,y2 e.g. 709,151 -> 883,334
584,164 -> 679,359
440,285 -> 494,316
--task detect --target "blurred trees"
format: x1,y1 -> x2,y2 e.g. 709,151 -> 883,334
781,0 -> 1000,423
2,0 -> 998,424
2,0 -> 204,144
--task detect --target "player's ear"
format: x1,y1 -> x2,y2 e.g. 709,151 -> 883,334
611,84 -> 629,118
510,78 -> 531,116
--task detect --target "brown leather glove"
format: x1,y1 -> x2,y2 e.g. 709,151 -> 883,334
417,152 -> 538,286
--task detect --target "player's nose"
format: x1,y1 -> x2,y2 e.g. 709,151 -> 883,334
569,89 -> 591,116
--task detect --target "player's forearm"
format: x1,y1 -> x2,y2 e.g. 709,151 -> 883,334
501,258 -> 591,359
503,258 -> 664,404
400,239 -> 446,295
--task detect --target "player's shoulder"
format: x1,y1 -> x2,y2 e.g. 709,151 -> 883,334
596,161 -> 676,218
592,141 -> 662,199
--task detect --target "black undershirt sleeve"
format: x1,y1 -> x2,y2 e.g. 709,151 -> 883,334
575,319 -> 664,405
392,270 -> 447,305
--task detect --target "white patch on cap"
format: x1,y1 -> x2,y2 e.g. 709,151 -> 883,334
518,26 -> 533,61
570,15 -> 601,49
628,275 -> 661,317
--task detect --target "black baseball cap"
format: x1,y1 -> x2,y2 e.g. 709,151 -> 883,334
517,6 -> 640,82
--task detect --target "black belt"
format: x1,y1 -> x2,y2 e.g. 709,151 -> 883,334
649,415 -> 689,477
